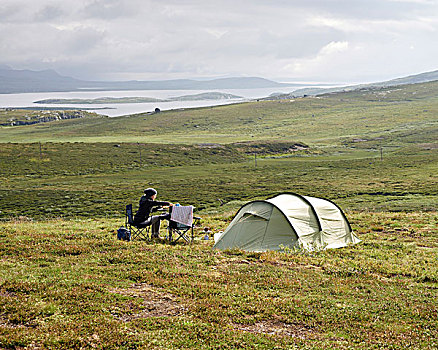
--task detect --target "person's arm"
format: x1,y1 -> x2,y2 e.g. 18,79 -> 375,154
151,200 -> 171,207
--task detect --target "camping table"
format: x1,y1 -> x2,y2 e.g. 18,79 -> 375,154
167,206 -> 200,243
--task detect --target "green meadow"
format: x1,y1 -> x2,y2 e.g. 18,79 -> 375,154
0,81 -> 437,349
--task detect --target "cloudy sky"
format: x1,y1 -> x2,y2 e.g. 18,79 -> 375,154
1,0 -> 437,83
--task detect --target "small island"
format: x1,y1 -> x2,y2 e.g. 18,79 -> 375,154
168,92 -> 243,101
34,92 -> 243,105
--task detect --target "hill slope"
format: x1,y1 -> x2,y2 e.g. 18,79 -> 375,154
2,80 -> 437,149
289,69 -> 438,97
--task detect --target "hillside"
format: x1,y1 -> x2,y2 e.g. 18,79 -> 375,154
288,69 -> 438,97
2,80 -> 437,149
382,69 -> 438,85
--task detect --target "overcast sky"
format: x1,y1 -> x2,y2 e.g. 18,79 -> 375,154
1,0 -> 437,83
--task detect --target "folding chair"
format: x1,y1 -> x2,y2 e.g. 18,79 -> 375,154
167,210 -> 201,243
125,204 -> 150,241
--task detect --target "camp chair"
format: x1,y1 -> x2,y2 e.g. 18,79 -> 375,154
125,204 -> 150,241
167,207 -> 201,243
167,217 -> 201,243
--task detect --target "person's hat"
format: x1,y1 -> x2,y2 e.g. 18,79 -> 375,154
144,188 -> 157,197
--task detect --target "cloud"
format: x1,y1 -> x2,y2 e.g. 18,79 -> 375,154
0,0 -> 437,82
319,41 -> 349,55
81,0 -> 139,19
34,5 -> 64,22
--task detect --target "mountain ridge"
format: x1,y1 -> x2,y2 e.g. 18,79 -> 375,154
2,66 -> 438,95
0,67 -> 297,94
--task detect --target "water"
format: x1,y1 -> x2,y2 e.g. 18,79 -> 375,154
0,85 -> 332,117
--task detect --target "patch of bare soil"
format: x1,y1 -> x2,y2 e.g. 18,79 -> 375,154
197,143 -> 224,148
109,283 -> 185,321
0,291 -> 27,329
232,320 -> 318,339
216,256 -> 322,272
0,289 -> 15,298
418,143 -> 438,150
0,315 -> 26,329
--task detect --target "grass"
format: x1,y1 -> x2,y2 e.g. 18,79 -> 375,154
0,142 -> 436,219
0,80 -> 437,348
0,212 -> 437,349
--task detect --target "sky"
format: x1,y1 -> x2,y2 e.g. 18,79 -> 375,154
0,0 -> 437,83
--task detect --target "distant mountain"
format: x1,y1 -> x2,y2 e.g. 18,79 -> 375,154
0,67 -> 82,93
0,66 -> 296,94
83,77 -> 294,91
288,69 -> 438,97
4,66 -> 437,96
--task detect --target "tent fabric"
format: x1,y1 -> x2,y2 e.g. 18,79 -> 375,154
213,193 -> 360,252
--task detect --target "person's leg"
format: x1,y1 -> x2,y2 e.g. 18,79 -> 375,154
151,213 -> 171,237
149,215 -> 161,237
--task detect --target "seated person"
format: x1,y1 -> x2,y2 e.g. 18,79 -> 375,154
133,188 -> 173,238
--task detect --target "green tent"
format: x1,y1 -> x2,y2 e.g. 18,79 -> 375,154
213,193 -> 360,252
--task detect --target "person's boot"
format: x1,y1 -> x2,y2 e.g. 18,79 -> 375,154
151,232 -> 159,238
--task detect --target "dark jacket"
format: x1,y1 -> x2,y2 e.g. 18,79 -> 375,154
133,196 -> 170,224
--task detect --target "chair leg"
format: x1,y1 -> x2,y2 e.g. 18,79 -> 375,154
129,225 -> 150,241
171,228 -> 192,243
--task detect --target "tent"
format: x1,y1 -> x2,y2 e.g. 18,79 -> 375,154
213,193 -> 360,252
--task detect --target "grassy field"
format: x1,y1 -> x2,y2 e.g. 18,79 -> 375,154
0,213 -> 436,349
0,141 -> 436,219
0,81 -> 437,349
